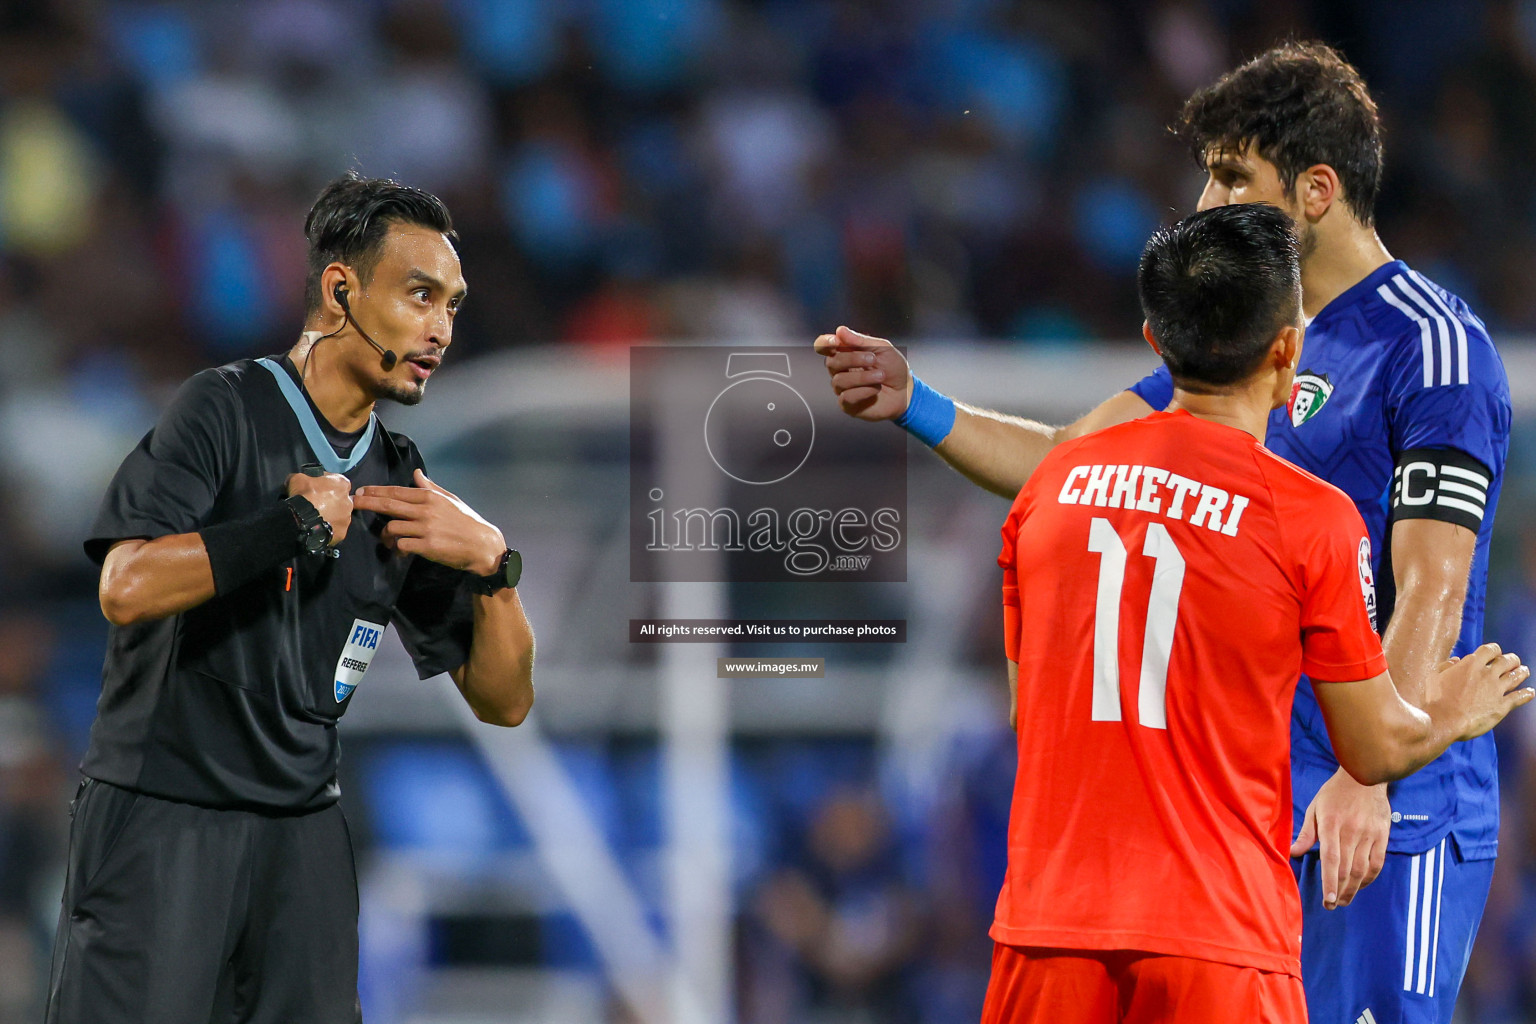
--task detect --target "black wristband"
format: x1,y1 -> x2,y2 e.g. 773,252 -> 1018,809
199,502 -> 302,596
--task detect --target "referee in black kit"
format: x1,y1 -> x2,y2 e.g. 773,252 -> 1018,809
45,173 -> 534,1023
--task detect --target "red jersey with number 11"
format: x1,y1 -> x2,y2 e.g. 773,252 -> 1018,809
994,409 -> 1387,976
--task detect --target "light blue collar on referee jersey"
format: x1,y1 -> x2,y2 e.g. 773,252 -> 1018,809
256,357 -> 378,474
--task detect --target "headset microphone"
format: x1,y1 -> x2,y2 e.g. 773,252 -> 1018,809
333,283 -> 398,370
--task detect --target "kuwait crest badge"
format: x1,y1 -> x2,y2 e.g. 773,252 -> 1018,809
1288,370 -> 1334,427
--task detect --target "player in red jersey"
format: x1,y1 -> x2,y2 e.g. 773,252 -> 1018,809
982,204 -> 1531,1023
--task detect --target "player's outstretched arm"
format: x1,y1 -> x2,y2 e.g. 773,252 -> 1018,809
814,326 -> 1153,497
353,469 -> 535,727
941,393 -> 1155,497
1314,644 -> 1532,787
97,471 -> 353,626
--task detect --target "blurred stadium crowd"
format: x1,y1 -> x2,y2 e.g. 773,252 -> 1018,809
4,0 -> 1536,1021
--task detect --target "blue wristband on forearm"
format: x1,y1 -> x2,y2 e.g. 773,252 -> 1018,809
896,376 -> 957,448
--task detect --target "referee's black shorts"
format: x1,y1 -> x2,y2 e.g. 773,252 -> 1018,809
45,778 -> 363,1024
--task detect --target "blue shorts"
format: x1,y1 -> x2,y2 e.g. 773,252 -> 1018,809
1294,838 -> 1494,1023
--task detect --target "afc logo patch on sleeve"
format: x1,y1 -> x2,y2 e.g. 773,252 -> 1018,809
1358,536 -> 1378,632
335,618 -> 387,702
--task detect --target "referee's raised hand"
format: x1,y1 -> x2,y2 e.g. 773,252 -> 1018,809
286,470 -> 353,546
353,469 -> 507,576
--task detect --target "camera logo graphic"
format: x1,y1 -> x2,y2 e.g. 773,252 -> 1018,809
704,353 -> 815,485
630,345 -> 906,583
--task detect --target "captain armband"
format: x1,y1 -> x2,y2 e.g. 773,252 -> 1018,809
1390,448 -> 1493,533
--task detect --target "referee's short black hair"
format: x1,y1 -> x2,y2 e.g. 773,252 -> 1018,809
1175,40 -> 1383,227
303,172 -> 457,315
1138,204 -> 1301,391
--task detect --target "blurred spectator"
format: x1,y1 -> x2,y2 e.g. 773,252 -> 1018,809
913,724 -> 1016,1024
5,0 -> 1536,379
742,787 -> 923,1024
1467,521 -> 1536,1019
0,613 -> 67,1023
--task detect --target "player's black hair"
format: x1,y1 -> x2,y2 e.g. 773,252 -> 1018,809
303,172 -> 457,315
1138,204 -> 1301,390
1175,40 -> 1383,227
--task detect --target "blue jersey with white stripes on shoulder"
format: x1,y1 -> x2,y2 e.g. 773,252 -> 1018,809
1129,260 -> 1511,858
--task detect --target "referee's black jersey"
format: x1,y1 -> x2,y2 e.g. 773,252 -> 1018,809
81,355 -> 475,811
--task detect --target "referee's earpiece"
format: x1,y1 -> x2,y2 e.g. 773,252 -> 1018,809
332,281 -> 398,371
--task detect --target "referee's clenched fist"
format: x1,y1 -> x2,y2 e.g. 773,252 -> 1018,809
286,469 -> 353,545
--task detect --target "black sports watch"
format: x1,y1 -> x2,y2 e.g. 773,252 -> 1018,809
285,494 -> 335,557
472,547 -> 522,595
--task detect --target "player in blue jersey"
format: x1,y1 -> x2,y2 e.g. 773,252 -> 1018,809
816,41 -> 1510,1023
